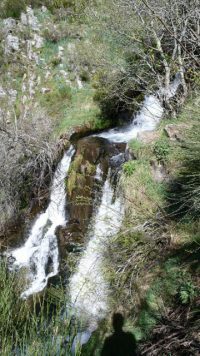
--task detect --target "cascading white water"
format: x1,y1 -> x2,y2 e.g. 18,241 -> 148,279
5,74 -> 181,313
69,76 -> 182,350
70,174 -> 124,328
98,74 -> 182,143
98,95 -> 164,143
7,146 -> 75,299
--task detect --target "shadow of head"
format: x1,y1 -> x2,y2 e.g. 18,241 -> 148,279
112,313 -> 124,332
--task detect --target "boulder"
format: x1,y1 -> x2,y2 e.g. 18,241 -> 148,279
5,34 -> 19,54
65,136 -> 126,242
150,160 -> 168,183
3,18 -> 16,34
33,34 -> 43,49
164,124 -> 190,141
21,7 -> 39,31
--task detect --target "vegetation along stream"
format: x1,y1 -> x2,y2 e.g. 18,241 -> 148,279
0,1 -> 199,355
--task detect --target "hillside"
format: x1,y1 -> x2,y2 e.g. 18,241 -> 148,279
0,1 -> 199,355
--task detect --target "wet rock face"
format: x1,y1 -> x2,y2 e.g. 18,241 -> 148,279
57,136 -> 126,249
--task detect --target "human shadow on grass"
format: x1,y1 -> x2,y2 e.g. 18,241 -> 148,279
101,313 -> 137,356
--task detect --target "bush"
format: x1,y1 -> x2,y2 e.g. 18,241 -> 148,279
153,139 -> 170,162
123,160 -> 137,176
0,0 -> 87,19
93,69 -> 142,121
167,125 -> 200,219
0,0 -> 26,18
179,281 -> 197,304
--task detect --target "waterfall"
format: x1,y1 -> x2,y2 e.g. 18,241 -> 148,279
98,74 -> 182,143
70,174 -> 124,328
69,76 -> 182,351
6,76 -> 181,307
7,146 -> 75,299
97,95 -> 163,142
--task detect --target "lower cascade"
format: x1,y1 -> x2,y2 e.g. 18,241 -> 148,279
69,173 -> 124,327
7,146 -> 75,299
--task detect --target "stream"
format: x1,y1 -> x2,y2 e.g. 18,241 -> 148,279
5,75 -> 181,351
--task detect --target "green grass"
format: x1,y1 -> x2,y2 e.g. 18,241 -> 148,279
107,91 -> 200,347
134,233 -> 200,339
122,159 -> 166,223
0,261 -> 80,355
55,84 -> 111,135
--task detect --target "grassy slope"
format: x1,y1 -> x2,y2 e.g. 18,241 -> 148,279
1,4 -> 200,355
99,93 -> 200,354
83,93 -> 200,355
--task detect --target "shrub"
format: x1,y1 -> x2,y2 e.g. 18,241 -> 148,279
0,0 -> 26,19
93,67 -> 143,121
58,82 -> 72,100
167,124 -> 200,219
179,281 -> 197,304
153,139 -> 170,162
123,160 -> 137,176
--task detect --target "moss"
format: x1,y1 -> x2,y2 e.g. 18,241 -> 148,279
76,173 -> 86,186
85,161 -> 96,175
67,169 -> 77,197
69,154 -> 83,174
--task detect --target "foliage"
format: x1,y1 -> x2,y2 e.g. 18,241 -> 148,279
55,85 -> 104,134
0,0 -> 26,18
0,261 -> 79,355
167,123 -> 200,219
93,68 -> 142,120
0,0 -> 87,18
123,160 -> 137,177
179,281 -> 197,305
153,138 -> 170,162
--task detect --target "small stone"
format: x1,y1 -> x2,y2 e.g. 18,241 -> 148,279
0,86 -> 6,98
3,18 -> 16,33
151,160 -> 169,183
60,70 -> 68,78
45,71 -> 51,79
41,6 -> 47,12
76,75 -> 83,89
5,34 -> 19,54
21,6 -> 39,31
8,89 -> 17,102
41,88 -> 51,94
21,12 -> 28,26
33,34 -> 43,49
